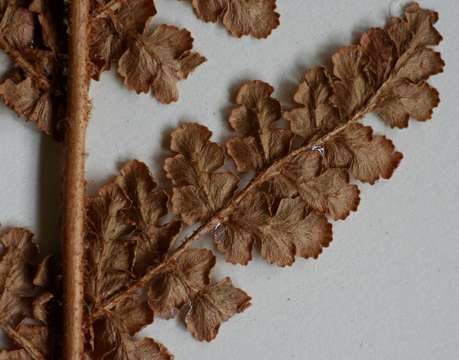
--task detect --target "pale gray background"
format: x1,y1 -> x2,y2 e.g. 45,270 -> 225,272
1,0 -> 458,359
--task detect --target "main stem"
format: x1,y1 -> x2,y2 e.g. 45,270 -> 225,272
62,0 -> 90,359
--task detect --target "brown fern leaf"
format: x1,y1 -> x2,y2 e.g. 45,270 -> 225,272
324,123 -> 403,185
213,2 -> 442,266
89,0 -> 156,78
165,123 -> 239,224
84,165 -> 172,359
214,191 -> 333,266
91,316 -> 173,360
116,160 -> 182,276
283,66 -> 342,143
85,160 -> 250,357
0,0 -> 66,138
1,3 -> 445,359
225,80 -> 293,172
147,249 -> 251,341
183,277 -> 251,341
189,0 -> 280,39
0,229 -> 54,359
284,3 -> 443,133
147,248 -> 216,319
89,0 -> 206,104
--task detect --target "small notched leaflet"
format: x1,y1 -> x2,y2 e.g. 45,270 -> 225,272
189,0 -> 280,38
0,228 -> 54,360
0,0 -> 66,138
89,0 -> 207,104
164,123 -> 240,225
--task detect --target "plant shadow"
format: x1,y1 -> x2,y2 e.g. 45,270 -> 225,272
37,135 -> 64,256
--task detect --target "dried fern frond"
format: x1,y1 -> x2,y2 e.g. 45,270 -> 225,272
81,4 -> 443,358
216,2 -> 443,265
84,160 -> 250,357
0,2 -> 445,359
0,228 -> 54,359
0,0 -> 66,137
89,0 -> 207,104
188,0 -> 280,38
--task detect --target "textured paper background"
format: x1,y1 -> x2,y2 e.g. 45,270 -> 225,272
1,0 -> 458,358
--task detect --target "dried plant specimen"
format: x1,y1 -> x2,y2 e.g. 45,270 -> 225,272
226,81 -> 292,172
84,160 -> 251,356
1,1 -> 205,352
0,0 -> 66,137
89,0 -> 206,104
189,0 -> 280,38
78,5 -> 442,357
218,3 -> 442,266
164,123 -> 239,224
0,228 -> 54,359
213,190 -> 333,266
0,2 -> 445,359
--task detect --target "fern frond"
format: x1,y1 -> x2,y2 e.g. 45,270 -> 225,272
84,5 -> 443,358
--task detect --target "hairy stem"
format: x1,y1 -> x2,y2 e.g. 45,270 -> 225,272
62,0 -> 90,359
